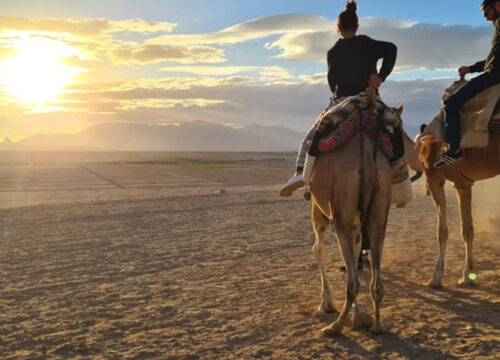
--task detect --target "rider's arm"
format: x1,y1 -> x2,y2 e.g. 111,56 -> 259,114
468,60 -> 486,73
327,48 -> 337,94
372,40 -> 397,81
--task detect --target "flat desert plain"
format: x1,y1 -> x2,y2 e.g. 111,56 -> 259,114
0,152 -> 498,359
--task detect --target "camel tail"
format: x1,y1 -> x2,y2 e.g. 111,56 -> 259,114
357,130 -> 377,229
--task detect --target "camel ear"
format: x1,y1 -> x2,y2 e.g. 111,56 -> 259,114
397,104 -> 404,115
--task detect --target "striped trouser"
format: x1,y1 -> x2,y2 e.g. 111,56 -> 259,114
295,97 -> 346,170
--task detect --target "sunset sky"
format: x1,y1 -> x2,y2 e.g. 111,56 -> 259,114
0,0 -> 494,141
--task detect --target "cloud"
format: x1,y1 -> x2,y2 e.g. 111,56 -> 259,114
116,98 -> 225,111
0,17 -> 176,38
266,30 -> 334,61
161,65 -> 265,76
2,75 -> 453,140
157,66 -> 295,86
4,14 -> 491,70
299,72 -> 327,85
59,55 -> 102,70
148,14 -> 334,45
267,18 -> 492,70
107,19 -> 177,34
149,14 -> 492,71
0,17 -> 222,66
112,44 -> 225,64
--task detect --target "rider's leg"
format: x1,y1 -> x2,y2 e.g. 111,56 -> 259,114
435,73 -> 494,168
279,123 -> 318,197
280,98 -> 339,197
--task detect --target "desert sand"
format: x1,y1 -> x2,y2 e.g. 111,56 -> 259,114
0,152 -> 498,359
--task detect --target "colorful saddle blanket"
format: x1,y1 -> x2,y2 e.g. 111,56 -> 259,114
489,115 -> 500,131
425,82 -> 500,148
312,95 -> 399,160
316,110 -> 394,159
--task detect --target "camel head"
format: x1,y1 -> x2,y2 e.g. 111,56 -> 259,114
419,137 -> 445,170
381,104 -> 404,128
395,104 -> 404,115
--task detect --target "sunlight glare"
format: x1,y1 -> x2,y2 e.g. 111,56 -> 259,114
0,38 -> 80,104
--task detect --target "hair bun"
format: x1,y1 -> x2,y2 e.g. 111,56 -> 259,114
345,1 -> 357,13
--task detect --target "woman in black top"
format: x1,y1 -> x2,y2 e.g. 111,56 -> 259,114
280,1 -> 397,197
327,30 -> 397,98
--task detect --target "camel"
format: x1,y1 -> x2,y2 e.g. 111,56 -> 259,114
402,127 -> 500,288
309,105 -> 403,335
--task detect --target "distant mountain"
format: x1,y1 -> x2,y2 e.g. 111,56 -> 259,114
1,120 -> 303,151
1,137 -> 13,148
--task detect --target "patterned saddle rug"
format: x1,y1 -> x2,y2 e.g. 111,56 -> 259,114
311,95 -> 400,160
425,81 -> 500,148
316,110 -> 394,159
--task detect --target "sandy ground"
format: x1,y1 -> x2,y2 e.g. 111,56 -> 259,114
0,152 -> 498,359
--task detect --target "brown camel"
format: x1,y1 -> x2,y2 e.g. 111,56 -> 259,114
402,129 -> 500,288
309,106 -> 402,335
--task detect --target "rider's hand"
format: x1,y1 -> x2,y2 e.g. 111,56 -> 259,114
368,74 -> 383,90
458,66 -> 470,80
364,86 -> 377,97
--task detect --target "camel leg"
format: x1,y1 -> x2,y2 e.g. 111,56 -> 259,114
427,176 -> 448,288
322,222 -> 358,336
350,223 -> 373,330
311,204 -> 336,313
366,197 -> 390,334
352,223 -> 362,315
368,229 -> 385,334
455,186 -> 476,286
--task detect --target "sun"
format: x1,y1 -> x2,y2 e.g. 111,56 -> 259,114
0,38 -> 80,104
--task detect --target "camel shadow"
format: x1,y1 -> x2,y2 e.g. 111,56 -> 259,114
385,270 -> 499,328
310,309 -> 463,360
307,264 -> 497,359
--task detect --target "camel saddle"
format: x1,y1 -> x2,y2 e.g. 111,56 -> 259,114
425,82 -> 500,148
313,94 -> 401,160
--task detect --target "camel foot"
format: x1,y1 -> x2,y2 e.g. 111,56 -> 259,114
458,276 -> 476,287
318,303 -> 336,313
370,322 -> 387,335
351,312 -> 373,330
427,279 -> 443,289
321,321 -> 344,336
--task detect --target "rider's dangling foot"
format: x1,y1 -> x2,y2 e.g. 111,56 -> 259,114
434,145 -> 463,168
279,172 -> 305,197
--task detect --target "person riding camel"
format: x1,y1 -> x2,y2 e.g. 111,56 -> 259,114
434,0 -> 500,168
279,1 -> 398,197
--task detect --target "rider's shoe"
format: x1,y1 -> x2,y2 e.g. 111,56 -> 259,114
434,148 -> 463,168
279,175 -> 305,197
279,155 -> 316,197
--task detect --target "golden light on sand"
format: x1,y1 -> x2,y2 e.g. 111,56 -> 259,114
0,37 -> 80,104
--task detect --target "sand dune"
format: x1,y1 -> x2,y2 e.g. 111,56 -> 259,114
0,152 -> 498,359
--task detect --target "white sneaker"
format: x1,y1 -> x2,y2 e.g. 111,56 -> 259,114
279,175 -> 306,197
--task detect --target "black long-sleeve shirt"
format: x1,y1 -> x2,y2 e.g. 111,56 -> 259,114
468,18 -> 500,83
327,35 -> 397,97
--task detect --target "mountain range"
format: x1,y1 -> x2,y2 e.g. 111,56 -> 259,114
0,120 -> 303,151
